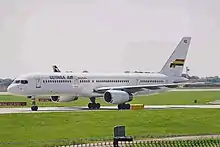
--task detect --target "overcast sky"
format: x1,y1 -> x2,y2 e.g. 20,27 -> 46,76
0,0 -> 220,78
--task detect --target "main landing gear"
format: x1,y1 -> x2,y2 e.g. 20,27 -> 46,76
87,97 -> 131,110
88,97 -> 101,109
30,96 -> 38,111
117,103 -> 130,110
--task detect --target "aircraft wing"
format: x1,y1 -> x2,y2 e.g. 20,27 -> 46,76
93,83 -> 185,94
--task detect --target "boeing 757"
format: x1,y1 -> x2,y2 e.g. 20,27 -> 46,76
7,37 -> 191,111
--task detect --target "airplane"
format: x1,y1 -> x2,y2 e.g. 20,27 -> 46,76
7,37 -> 191,111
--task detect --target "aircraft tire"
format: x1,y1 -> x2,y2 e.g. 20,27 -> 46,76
117,104 -> 121,110
31,105 -> 38,111
118,104 -> 130,110
88,103 -> 100,109
126,104 -> 130,109
96,103 -> 101,109
88,103 -> 92,109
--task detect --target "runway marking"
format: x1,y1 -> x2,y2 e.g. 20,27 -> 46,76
0,105 -> 220,114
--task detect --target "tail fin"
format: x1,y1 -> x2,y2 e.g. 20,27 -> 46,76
52,65 -> 61,72
159,37 -> 191,77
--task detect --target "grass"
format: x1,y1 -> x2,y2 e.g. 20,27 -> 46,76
0,91 -> 220,146
0,109 -> 220,147
0,91 -> 220,108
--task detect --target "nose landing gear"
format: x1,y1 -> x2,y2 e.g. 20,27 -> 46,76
31,105 -> 38,111
30,96 -> 38,111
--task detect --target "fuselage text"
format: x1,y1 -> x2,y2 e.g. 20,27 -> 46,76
49,76 -> 74,79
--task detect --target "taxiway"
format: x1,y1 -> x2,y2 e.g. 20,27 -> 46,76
0,105 -> 220,114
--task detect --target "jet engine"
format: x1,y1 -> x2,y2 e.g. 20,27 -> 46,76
50,96 -> 78,102
103,90 -> 133,104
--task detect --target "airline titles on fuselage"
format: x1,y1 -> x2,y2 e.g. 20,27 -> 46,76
48,76 -> 88,80
49,76 -> 74,79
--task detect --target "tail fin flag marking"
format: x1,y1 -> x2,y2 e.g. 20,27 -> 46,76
169,59 -> 185,68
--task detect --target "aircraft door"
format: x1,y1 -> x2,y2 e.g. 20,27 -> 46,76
136,79 -> 140,85
73,76 -> 79,88
35,77 -> 42,88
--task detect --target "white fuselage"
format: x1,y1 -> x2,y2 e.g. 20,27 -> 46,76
7,72 -> 175,97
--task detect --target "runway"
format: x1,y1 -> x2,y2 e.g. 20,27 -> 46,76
0,105 -> 220,114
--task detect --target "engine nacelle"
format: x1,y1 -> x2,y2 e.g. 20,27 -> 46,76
50,96 -> 78,102
103,90 -> 133,104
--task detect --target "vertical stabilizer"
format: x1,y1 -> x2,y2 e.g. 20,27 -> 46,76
52,65 -> 61,72
159,37 -> 191,77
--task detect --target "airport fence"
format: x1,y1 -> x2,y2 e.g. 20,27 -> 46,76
1,135 -> 220,147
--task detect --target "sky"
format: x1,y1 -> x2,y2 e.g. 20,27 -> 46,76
0,0 -> 220,78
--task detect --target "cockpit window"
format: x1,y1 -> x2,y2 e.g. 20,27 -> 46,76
21,80 -> 28,84
14,80 -> 28,84
15,80 -> 20,84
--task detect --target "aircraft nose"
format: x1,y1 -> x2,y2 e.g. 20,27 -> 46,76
7,85 -> 14,93
7,85 -> 19,94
